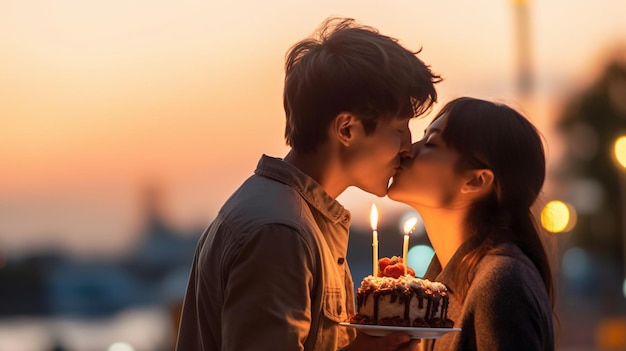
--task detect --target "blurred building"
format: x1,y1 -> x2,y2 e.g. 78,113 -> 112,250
0,185 -> 201,319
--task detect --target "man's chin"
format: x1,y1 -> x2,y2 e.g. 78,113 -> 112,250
368,188 -> 387,197
357,184 -> 388,197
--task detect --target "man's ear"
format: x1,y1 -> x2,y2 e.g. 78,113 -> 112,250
332,113 -> 359,147
461,169 -> 495,194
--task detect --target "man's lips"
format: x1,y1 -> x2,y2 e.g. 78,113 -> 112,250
389,158 -> 405,177
392,165 -> 403,176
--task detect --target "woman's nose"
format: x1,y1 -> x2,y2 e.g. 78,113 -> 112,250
411,142 -> 421,156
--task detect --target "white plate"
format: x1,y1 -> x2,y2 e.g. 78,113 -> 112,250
339,322 -> 461,339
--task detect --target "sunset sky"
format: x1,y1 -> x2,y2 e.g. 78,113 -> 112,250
2,0 -> 626,256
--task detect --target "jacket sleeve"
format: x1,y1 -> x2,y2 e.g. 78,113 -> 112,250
221,223 -> 316,351
467,257 -> 553,351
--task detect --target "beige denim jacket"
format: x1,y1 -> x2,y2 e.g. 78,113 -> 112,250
176,155 -> 357,351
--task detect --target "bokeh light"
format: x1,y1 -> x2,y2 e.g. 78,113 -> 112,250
541,200 -> 577,233
562,247 -> 591,280
614,136 -> 626,169
595,317 -> 626,350
407,245 -> 435,278
568,179 -> 604,215
107,341 -> 135,351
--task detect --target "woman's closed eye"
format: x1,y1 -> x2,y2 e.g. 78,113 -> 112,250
421,127 -> 442,147
423,135 -> 438,147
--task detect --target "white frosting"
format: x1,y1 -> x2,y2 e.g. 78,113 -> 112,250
428,281 -> 447,293
359,275 -> 448,294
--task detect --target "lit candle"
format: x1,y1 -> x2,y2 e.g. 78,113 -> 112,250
402,217 -> 418,276
370,204 -> 379,277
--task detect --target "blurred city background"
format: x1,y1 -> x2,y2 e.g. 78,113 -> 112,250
2,1 -> 626,350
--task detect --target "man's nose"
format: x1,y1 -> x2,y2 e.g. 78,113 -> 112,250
402,142 -> 421,160
399,130 -> 413,159
399,143 -> 418,167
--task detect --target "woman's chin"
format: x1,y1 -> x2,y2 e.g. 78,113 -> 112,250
386,185 -> 402,201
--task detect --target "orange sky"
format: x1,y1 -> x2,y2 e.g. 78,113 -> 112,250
2,0 -> 626,256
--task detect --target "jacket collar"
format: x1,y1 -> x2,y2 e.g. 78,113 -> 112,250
254,154 -> 351,225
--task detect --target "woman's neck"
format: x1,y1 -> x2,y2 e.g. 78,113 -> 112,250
417,206 -> 468,269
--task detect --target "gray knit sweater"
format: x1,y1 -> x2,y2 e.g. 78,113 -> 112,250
422,240 -> 555,351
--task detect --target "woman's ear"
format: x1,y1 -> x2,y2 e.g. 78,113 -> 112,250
332,113 -> 358,147
461,169 -> 495,194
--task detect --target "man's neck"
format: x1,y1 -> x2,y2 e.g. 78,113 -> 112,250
284,148 -> 347,199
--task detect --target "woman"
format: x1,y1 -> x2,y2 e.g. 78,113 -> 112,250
388,97 -> 556,350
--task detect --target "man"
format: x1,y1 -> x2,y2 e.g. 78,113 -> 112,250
176,17 -> 440,351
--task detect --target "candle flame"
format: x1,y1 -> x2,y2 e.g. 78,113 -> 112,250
403,217 -> 418,235
370,204 -> 378,231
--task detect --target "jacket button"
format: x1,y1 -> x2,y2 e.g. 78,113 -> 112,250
337,257 -> 345,265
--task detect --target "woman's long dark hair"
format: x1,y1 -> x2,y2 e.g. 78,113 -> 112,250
435,97 -> 554,309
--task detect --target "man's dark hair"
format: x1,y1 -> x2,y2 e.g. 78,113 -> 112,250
283,17 -> 441,152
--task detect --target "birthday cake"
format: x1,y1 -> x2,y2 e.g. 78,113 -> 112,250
350,256 -> 454,328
